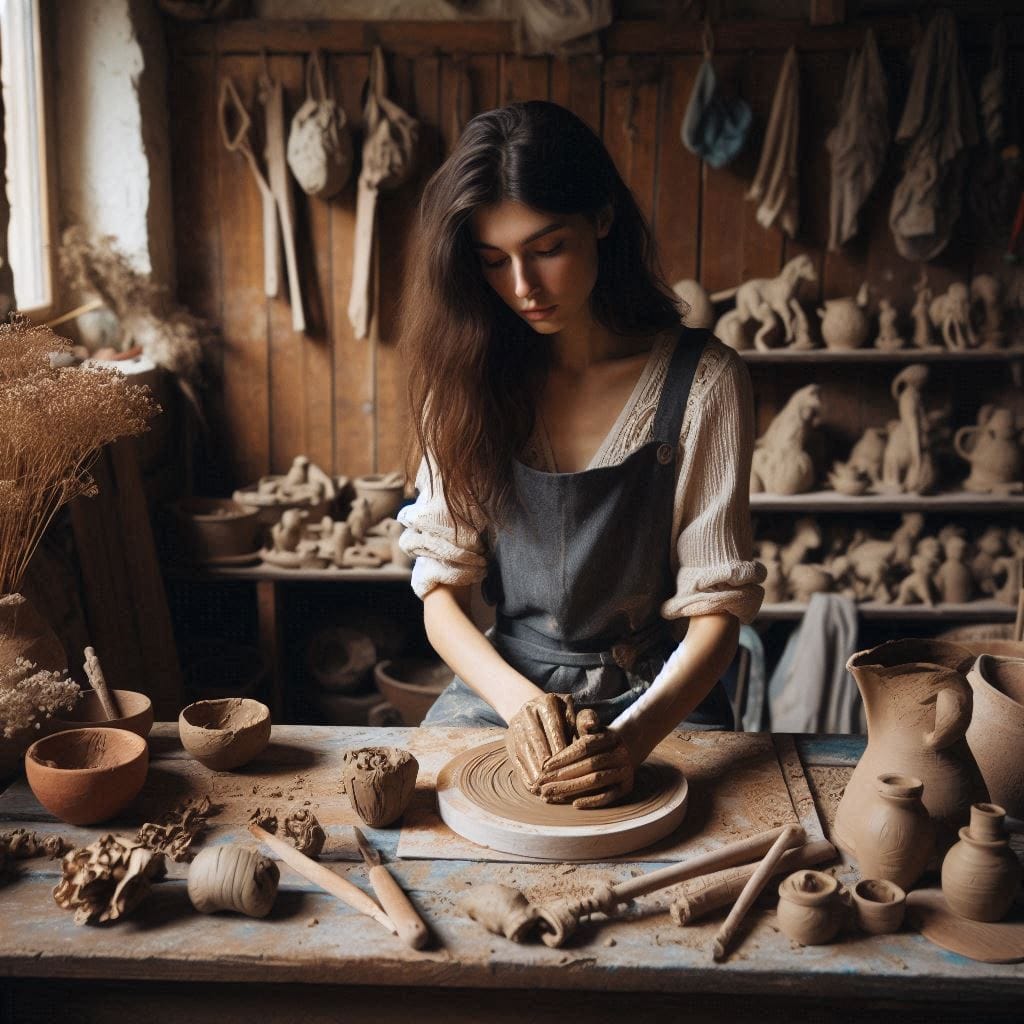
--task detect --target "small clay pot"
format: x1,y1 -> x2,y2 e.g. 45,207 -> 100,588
178,698 -> 272,771
851,878 -> 906,935
352,474 -> 405,525
342,746 -> 418,827
174,497 -> 261,564
373,658 -> 453,726
25,727 -> 148,825
776,870 -> 842,945
941,802 -> 1022,922
49,689 -> 154,739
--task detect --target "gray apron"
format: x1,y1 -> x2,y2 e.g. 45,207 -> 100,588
423,328 -> 734,731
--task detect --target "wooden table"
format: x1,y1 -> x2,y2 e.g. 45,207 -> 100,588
1,726 -> 1021,1024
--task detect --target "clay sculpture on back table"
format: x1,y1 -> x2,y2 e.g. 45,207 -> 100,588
880,364 -> 938,494
834,639 -> 988,859
930,281 -> 978,351
970,273 -> 1005,349
954,405 -> 1023,494
941,802 -> 1022,921
750,384 -> 822,495
818,283 -> 871,350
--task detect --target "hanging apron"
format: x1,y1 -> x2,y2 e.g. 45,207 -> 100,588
423,327 -> 734,731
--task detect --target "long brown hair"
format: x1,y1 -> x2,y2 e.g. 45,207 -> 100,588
400,100 -> 682,537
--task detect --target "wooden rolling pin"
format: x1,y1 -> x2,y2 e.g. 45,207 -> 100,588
248,824 -> 396,935
670,838 -> 836,925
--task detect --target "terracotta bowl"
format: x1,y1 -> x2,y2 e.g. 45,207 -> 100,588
373,658 -> 453,726
25,727 -> 148,825
49,689 -> 154,739
178,697 -> 272,771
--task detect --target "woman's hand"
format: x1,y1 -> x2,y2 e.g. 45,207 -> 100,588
535,709 -> 635,809
505,693 -> 577,793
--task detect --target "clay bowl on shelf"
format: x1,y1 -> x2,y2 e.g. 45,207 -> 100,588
373,658 -> 453,726
173,497 -> 261,564
25,727 -> 148,825
306,625 -> 377,693
49,689 -> 154,739
178,697 -> 272,771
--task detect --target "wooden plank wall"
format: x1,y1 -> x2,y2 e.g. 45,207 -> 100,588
167,16 -> 1024,493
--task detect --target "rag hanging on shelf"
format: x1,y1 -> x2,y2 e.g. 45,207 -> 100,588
347,46 -> 419,341
218,76 -> 280,299
680,23 -> 751,170
746,46 -> 800,238
889,11 -> 978,262
287,50 -> 354,200
825,29 -> 888,251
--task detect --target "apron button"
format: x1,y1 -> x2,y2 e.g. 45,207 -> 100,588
657,443 -> 674,464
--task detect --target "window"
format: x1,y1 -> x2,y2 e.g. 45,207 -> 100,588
1,0 -> 52,314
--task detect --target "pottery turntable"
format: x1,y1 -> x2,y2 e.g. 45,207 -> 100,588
436,740 -> 690,860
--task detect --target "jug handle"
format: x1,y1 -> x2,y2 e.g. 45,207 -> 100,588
923,685 -> 971,750
953,425 -> 977,462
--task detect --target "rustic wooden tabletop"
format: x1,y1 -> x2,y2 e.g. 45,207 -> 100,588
0,724 -> 1021,1024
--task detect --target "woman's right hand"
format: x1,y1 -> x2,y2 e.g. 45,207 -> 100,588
505,693 -> 576,793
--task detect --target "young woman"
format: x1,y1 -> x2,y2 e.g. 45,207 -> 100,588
397,101 -> 764,809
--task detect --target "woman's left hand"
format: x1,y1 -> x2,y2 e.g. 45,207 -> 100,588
535,710 -> 635,809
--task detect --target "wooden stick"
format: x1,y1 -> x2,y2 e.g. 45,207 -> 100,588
248,824 -> 396,935
43,297 -> 105,329
711,824 -> 804,961
1014,555 -> 1023,643
671,839 -> 835,925
83,646 -> 120,721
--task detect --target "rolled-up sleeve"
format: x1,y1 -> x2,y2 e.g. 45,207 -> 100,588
396,457 -> 491,600
661,345 -> 766,624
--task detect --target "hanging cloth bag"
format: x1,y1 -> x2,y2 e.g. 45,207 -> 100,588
347,46 -> 420,340
287,51 -> 354,200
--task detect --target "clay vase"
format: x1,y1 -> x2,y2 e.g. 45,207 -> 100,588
954,408 -> 1023,493
843,773 -> 934,888
833,639 -> 988,859
851,878 -> 906,935
817,296 -> 870,350
775,870 -> 843,945
0,592 -> 67,674
941,803 -> 1022,922
965,656 -> 1024,819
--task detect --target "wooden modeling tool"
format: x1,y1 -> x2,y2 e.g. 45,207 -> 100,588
248,824 -> 396,935
711,824 -> 804,961
1014,555 -> 1023,642
353,827 -> 430,950
83,646 -> 120,721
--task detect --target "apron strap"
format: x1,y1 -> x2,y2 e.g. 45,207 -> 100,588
651,327 -> 711,444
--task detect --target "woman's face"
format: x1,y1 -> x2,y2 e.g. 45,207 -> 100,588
470,200 -> 611,336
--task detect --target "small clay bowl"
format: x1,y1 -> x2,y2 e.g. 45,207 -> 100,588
25,727 -> 148,825
851,877 -> 906,934
373,658 -> 453,726
49,689 -> 154,739
178,697 -> 272,771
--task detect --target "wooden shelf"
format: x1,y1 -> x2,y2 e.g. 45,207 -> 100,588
164,562 -> 412,583
751,490 -> 1024,513
740,347 -> 1024,364
758,600 -> 1016,622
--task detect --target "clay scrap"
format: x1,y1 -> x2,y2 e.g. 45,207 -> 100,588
0,829 -> 68,873
136,796 -> 214,862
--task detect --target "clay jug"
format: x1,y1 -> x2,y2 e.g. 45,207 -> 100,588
844,773 -> 934,888
817,284 -> 870,350
834,639 -> 988,858
954,407 -> 1024,493
965,655 -> 1024,819
941,803 -> 1022,921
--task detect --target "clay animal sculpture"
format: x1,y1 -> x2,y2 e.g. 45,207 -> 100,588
935,534 -> 974,604
788,299 -> 815,350
895,549 -> 939,606
818,283 -> 871,350
843,773 -> 934,888
775,869 -> 843,945
992,530 -> 1024,604
711,254 -> 817,348
965,655 -> 1024,818
829,537 -> 894,603
342,746 -> 419,827
188,844 -> 280,917
788,564 -> 833,602
750,384 -> 821,495
955,406 -> 1023,494
234,455 -> 337,526
780,517 -> 823,576
881,364 -> 937,494
346,496 -> 373,543
758,541 -> 787,603
941,802 -> 1022,921
713,308 -> 750,351
930,281 -> 978,350
970,273 -> 1005,348
673,279 -> 715,329
834,639 -> 988,857
851,878 -> 907,935
846,426 -> 887,488
892,512 -> 926,568
874,297 -> 906,350
972,526 -> 1007,595
911,273 -> 935,348
827,459 -> 871,495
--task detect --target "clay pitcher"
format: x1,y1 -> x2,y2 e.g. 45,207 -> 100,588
954,407 -> 1024,493
965,655 -> 1024,819
834,639 -> 988,859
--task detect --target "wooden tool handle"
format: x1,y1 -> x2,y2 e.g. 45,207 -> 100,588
248,825 -> 396,935
712,824 -> 804,962
83,646 -> 120,721
368,864 -> 429,950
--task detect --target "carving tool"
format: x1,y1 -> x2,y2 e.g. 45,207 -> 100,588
248,824 -> 396,935
711,823 -> 804,961
83,646 -> 120,721
353,826 -> 430,950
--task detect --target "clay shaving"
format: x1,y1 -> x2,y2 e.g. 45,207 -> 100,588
135,796 -> 213,862
0,829 -> 68,873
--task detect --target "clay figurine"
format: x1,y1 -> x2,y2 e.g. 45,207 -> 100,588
828,536 -> 894,603
750,384 -> 821,495
346,496 -> 373,543
935,533 -> 974,604
992,530 -> 1024,604
780,517 -> 823,576
873,297 -> 906,350
827,459 -> 871,496
895,549 -> 939,606
188,843 -> 280,918
941,802 -> 1022,922
846,426 -> 887,489
342,746 -> 419,827
930,281 -> 978,351
775,870 -> 843,946
788,299 -> 816,350
818,282 -> 871,350
970,273 -> 1005,349
234,455 -> 339,525
954,405 -> 1023,494
910,272 -> 935,349
788,564 -> 833,602
758,541 -> 787,604
891,512 -> 926,568
972,525 -> 1007,595
880,364 -> 937,494
966,655 -> 1024,819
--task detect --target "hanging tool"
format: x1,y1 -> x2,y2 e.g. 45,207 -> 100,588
353,826 -> 430,950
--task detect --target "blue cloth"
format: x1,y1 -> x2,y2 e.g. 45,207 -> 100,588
681,59 -> 751,170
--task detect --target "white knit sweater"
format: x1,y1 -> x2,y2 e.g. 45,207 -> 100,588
397,335 -> 766,625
